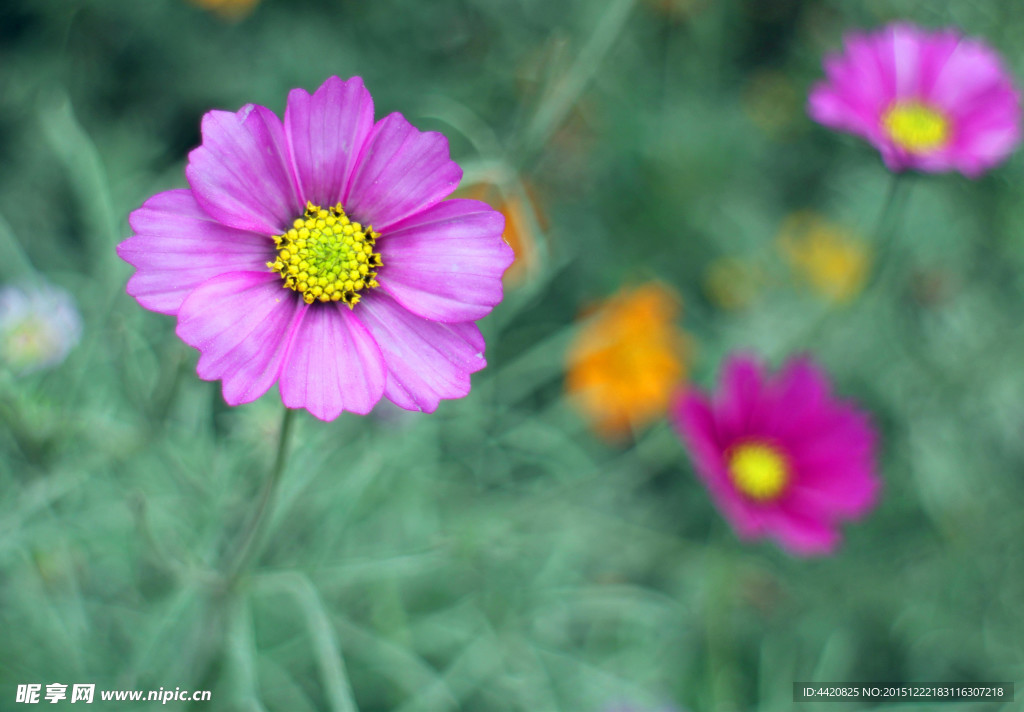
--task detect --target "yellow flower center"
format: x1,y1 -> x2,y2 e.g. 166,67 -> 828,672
268,202 -> 382,308
728,441 -> 790,502
882,102 -> 951,154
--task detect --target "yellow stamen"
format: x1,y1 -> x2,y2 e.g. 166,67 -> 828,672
268,202 -> 382,308
882,101 -> 951,154
728,441 -> 790,502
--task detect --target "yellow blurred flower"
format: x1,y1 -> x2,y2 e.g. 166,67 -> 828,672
188,0 -> 259,20
461,182 -> 545,287
566,283 -> 691,441
703,257 -> 765,311
778,212 -> 870,303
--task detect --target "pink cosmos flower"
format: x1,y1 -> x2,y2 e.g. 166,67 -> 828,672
671,354 -> 879,556
808,22 -> 1021,177
118,76 -> 514,421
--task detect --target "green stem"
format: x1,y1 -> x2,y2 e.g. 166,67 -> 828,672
145,344 -> 187,430
516,0 -> 636,165
706,547 -> 737,712
780,172 -> 912,355
225,406 -> 296,588
863,171 -> 912,294
0,211 -> 37,282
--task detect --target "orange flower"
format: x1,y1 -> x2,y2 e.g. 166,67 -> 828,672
778,212 -> 870,303
188,0 -> 259,20
461,182 -> 545,286
566,283 -> 691,440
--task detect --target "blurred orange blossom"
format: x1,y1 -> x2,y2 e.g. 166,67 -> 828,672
461,182 -> 546,287
566,283 -> 691,441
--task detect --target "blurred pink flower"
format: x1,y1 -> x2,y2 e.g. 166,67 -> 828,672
671,354 -> 879,556
808,22 -> 1021,177
118,76 -> 513,421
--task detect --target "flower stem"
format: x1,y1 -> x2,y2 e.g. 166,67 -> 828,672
864,171 -> 912,293
225,405 -> 296,588
517,0 -> 636,163
779,172 -> 912,356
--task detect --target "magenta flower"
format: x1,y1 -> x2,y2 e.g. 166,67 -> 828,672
671,354 -> 879,556
808,22 -> 1021,177
118,76 -> 514,420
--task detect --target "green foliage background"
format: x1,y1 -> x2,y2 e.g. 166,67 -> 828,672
2,0 -> 1024,710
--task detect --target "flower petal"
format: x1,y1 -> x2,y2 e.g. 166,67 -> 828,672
378,199 -> 513,322
278,303 -> 386,420
914,28 -> 963,99
810,33 -> 892,129
930,37 -> 1013,112
807,81 -> 878,136
186,105 -> 301,236
948,89 -> 1021,176
118,189 -> 273,315
789,469 -> 879,521
674,390 -> 763,535
763,355 -> 830,441
285,76 -> 376,208
176,271 -> 304,405
764,507 -> 841,556
673,390 -> 726,483
344,112 -> 462,232
357,292 -> 485,412
714,354 -> 767,443
788,406 -> 880,518
887,22 -> 932,98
